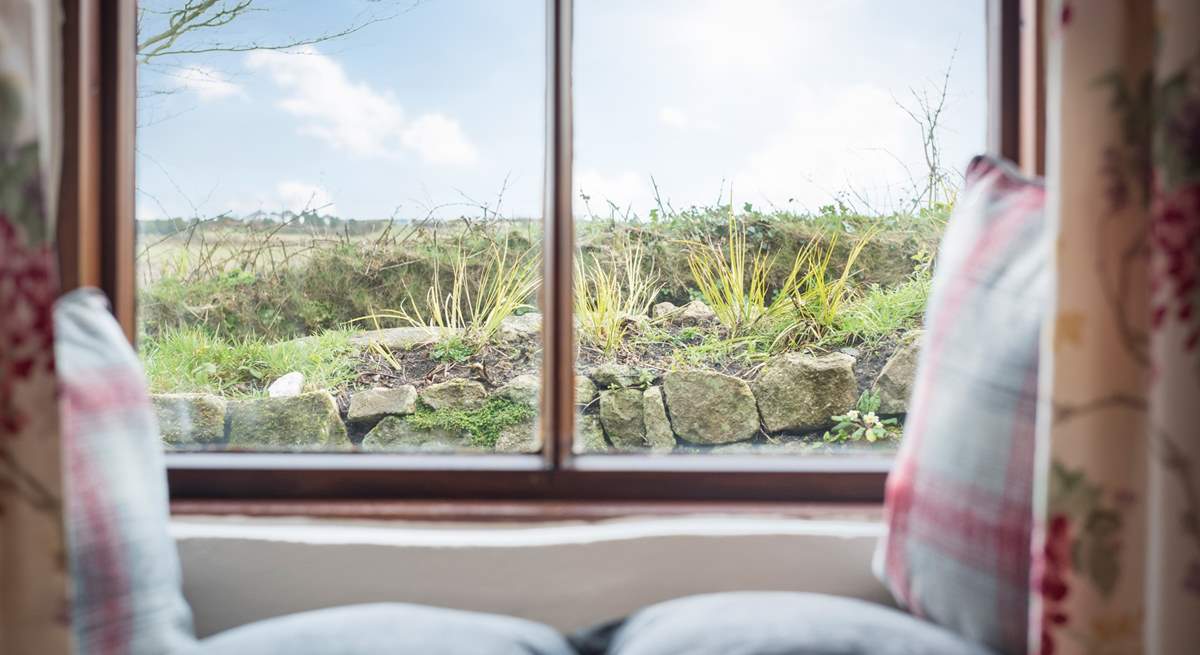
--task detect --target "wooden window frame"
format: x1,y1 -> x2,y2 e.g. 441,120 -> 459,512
59,0 -> 1033,508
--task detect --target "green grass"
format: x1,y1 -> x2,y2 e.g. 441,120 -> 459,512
831,272 -> 930,346
142,327 -> 359,397
407,398 -> 536,449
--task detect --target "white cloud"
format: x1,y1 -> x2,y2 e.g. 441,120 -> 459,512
734,83 -> 921,212
174,65 -> 243,100
658,107 -> 716,131
658,107 -> 688,129
402,113 -> 479,166
666,1 -> 814,73
135,199 -> 162,221
226,181 -> 338,217
575,169 -> 649,216
246,48 -> 404,157
245,47 -> 478,165
276,181 -> 337,215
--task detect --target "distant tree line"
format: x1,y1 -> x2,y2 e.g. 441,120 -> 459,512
136,214 -> 396,236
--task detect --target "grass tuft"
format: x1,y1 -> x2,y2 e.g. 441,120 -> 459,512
685,212 -> 795,338
771,230 -> 876,350
358,236 -> 540,345
575,241 -> 660,356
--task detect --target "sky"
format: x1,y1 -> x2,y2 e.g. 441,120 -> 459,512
135,0 -> 987,222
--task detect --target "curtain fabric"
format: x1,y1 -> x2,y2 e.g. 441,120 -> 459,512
0,1 -> 70,654
1033,1 -> 1200,654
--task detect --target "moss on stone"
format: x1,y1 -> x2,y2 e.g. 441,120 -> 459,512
227,391 -> 349,450
152,393 -> 227,446
406,397 -> 535,449
360,416 -> 466,452
598,388 -> 645,449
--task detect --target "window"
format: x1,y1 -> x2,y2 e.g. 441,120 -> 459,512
65,0 -> 1025,503
134,0 -> 547,455
572,0 -> 986,457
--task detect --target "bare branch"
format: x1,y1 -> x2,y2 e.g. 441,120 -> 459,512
893,47 -> 958,211
137,0 -> 426,63
138,0 -> 254,61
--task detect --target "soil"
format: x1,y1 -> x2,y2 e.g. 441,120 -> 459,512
846,334 -> 902,392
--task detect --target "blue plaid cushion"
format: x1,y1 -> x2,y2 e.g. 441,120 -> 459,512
874,156 -> 1046,655
56,289 -> 197,654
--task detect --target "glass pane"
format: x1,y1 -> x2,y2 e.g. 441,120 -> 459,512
136,1 -> 544,453
572,0 -> 986,456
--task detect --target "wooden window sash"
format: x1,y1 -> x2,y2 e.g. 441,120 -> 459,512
62,0 -> 1032,506
60,0 -> 137,342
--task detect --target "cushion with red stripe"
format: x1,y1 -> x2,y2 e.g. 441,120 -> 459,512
56,288 -> 197,655
873,155 -> 1045,655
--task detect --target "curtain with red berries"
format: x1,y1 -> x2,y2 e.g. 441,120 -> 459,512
0,2 -> 71,654
1031,1 -> 1200,653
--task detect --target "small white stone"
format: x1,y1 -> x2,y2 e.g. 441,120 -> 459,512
267,371 -> 306,398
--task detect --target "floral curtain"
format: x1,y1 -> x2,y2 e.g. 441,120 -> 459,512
0,1 -> 70,654
1032,1 -> 1200,654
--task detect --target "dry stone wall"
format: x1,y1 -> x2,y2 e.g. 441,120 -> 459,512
152,324 -> 921,453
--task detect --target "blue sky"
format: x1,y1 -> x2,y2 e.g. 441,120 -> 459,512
135,0 -> 986,221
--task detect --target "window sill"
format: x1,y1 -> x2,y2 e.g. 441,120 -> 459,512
169,498 -> 886,523
173,513 -> 890,636
166,452 -> 891,505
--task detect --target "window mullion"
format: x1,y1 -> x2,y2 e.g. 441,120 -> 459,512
540,0 -> 575,471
